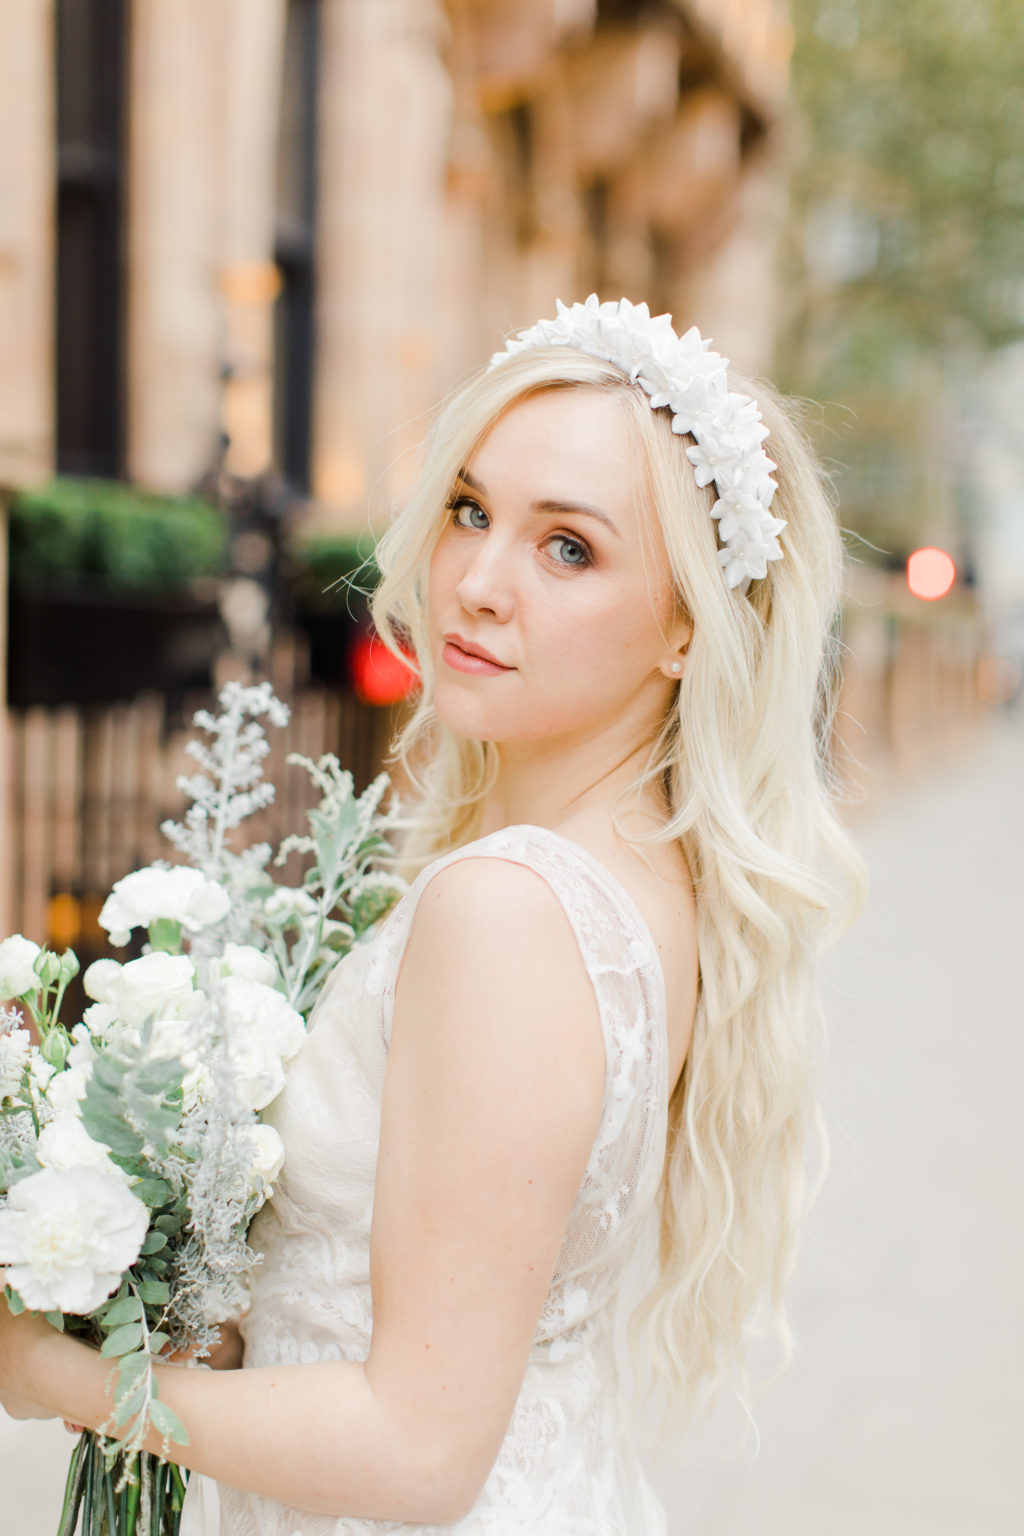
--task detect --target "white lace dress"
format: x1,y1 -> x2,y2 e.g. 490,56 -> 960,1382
211,824 -> 671,1535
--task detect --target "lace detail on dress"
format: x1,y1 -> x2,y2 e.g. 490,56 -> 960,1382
213,826 -> 670,1536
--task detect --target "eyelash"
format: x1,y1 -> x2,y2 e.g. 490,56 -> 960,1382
445,496 -> 594,570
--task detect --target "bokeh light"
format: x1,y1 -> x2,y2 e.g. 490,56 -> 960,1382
906,547 -> 956,601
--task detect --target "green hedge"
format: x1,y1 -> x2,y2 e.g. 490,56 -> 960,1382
288,535 -> 379,613
8,478 -> 228,592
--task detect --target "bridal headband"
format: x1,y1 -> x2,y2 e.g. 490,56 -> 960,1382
488,295 -> 785,590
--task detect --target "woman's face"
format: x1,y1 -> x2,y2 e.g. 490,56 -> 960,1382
427,386 -> 688,750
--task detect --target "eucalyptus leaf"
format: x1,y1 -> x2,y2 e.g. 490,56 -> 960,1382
100,1323 -> 144,1357
101,1295 -> 144,1327
136,1279 -> 170,1304
148,1398 -> 189,1446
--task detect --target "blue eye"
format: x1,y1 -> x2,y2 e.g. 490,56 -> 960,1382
448,496 -> 489,530
547,534 -> 591,568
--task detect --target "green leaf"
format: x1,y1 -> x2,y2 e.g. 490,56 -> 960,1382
148,1398 -> 189,1446
142,1256 -> 169,1275
133,1177 -> 174,1206
147,1332 -> 171,1356
43,1310 -> 65,1331
79,1107 -> 144,1160
100,1323 -> 144,1357
114,1351 -> 151,1389
136,1279 -> 170,1305
154,1214 -> 181,1235
140,1231 -> 168,1255
113,1376 -> 148,1428
101,1295 -> 144,1327
4,1286 -> 26,1315
90,1055 -> 125,1094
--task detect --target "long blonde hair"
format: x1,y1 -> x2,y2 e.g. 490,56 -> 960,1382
371,346 -> 864,1418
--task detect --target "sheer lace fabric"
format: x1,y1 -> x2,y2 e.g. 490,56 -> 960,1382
214,826 -> 670,1535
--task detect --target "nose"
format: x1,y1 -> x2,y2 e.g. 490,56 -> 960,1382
453,536 -> 515,623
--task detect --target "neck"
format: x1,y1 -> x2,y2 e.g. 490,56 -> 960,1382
476,724 -> 663,839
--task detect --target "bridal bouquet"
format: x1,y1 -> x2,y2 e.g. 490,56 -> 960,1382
0,683 -> 405,1535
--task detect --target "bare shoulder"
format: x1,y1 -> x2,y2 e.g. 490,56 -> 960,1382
396,853 -> 604,1082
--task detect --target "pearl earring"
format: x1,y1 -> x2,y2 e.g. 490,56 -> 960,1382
669,660 -> 682,675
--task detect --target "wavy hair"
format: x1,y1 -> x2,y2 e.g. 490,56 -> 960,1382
371,346 -> 864,1420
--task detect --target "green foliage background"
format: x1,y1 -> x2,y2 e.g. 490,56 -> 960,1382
784,0 -> 1024,399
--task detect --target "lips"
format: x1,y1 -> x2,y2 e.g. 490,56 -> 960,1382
444,633 -> 511,668
441,633 -> 515,677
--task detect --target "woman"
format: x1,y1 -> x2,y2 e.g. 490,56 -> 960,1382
0,297 -> 861,1532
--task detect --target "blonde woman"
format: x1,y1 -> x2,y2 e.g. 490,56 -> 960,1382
0,297 -> 861,1533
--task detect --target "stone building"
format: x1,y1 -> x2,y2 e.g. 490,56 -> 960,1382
1,0 -> 791,519
0,0 -> 792,926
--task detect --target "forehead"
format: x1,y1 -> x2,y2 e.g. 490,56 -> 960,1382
467,387 -> 637,507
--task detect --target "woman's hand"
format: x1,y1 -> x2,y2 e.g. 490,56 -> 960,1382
170,1319 -> 245,1372
0,1285 -> 63,1423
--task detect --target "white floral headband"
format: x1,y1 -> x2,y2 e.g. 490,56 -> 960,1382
489,294 -> 785,590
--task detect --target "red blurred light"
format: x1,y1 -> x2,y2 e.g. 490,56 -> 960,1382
349,633 -> 419,706
906,547 -> 956,601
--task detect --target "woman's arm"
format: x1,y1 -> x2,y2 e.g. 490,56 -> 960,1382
1,856 -> 605,1524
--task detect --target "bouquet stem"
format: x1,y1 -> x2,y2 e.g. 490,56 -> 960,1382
57,1434 -> 189,1536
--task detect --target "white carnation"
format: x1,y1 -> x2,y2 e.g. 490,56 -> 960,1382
0,936 -> 42,999
0,1028 -> 31,1101
0,1165 -> 149,1314
220,944 -> 280,989
98,865 -> 230,946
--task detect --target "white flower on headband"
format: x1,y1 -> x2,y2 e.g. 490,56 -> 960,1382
489,294 -> 785,590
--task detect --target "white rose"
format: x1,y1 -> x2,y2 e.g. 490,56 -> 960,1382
235,1122 -> 285,1201
220,978 -> 305,1111
220,944 -> 280,989
98,866 -> 230,946
83,959 -> 123,1004
0,1165 -> 149,1313
110,952 -> 197,1030
36,1113 -> 130,1184
0,1028 -> 31,1101
0,936 -> 42,999
46,1038 -> 97,1118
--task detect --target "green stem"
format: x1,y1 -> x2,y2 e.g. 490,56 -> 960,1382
104,1460 -> 118,1534
124,1470 -> 141,1536
83,1433 -> 95,1536
57,1433 -> 88,1536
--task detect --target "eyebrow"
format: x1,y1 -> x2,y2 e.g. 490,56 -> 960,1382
454,467 -> 622,539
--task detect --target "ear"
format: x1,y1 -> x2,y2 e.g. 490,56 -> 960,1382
659,614 -> 692,680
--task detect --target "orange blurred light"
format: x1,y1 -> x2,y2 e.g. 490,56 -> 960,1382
906,546 -> 956,601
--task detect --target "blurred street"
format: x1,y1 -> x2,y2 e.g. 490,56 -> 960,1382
648,715 -> 1023,1534
3,717 -> 1022,1534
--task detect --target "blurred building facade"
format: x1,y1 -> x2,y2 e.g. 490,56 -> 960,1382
0,0 -> 792,521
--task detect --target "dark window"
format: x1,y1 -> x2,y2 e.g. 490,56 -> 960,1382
273,0 -> 320,494
55,0 -> 126,477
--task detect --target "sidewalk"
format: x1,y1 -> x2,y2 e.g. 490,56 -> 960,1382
647,719 -> 1023,1533
3,723 -> 1022,1533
